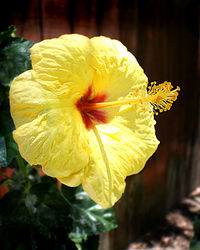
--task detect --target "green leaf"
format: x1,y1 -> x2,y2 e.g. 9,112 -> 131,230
0,178 -> 13,187
0,38 -> 34,87
190,240 -> 200,250
67,186 -> 117,242
0,134 -> 7,166
0,25 -> 16,45
0,100 -> 15,134
194,215 -> 200,236
74,235 -> 99,250
0,189 -> 31,227
0,189 -> 36,249
0,27 -> 34,166
0,26 -> 35,88
0,178 -> 74,249
0,84 -> 6,106
61,184 -> 77,203
29,177 -> 72,233
0,100 -> 18,166
5,133 -> 18,165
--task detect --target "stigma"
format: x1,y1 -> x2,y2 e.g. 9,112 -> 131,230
147,81 -> 180,115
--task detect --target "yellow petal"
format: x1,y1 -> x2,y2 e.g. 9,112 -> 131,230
13,108 -> 91,179
118,103 -> 159,156
58,169 -> 84,187
10,70 -> 91,181
10,70 -> 66,128
30,34 -> 93,98
82,105 -> 159,208
90,36 -> 147,102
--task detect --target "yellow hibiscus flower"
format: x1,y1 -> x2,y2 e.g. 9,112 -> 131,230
9,34 -> 179,208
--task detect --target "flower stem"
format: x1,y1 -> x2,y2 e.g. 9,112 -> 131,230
59,188 -> 72,206
16,154 -> 28,179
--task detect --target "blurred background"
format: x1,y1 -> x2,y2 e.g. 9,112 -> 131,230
0,0 -> 199,249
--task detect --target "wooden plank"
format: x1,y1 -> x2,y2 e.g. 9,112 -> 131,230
95,0 -> 119,39
1,0 -> 41,41
72,0 -> 97,37
41,0 -> 71,39
118,0 -> 138,54
0,1 -> 27,37
19,0 -> 42,41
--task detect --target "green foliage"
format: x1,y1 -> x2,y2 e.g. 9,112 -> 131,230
193,214 -> 200,236
190,214 -> 200,249
0,174 -> 117,250
0,25 -> 34,167
65,185 -> 117,248
0,25 -> 34,88
68,186 -> 117,238
0,134 -> 7,166
0,25 -> 16,45
0,27 -> 117,250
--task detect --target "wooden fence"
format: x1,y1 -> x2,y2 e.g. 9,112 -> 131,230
1,0 -> 199,249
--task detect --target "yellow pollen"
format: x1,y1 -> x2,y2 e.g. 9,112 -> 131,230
81,81 -> 180,115
147,81 -> 180,114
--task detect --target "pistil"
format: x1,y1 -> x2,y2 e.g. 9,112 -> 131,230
82,82 -> 180,115
76,82 -> 180,130
81,96 -> 149,110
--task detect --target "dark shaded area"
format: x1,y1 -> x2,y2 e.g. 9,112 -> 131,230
128,187 -> 200,249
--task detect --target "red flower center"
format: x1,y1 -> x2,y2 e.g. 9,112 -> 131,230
76,85 -> 108,130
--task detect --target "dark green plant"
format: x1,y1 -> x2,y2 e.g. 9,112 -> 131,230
0,26 -> 117,250
190,213 -> 200,250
